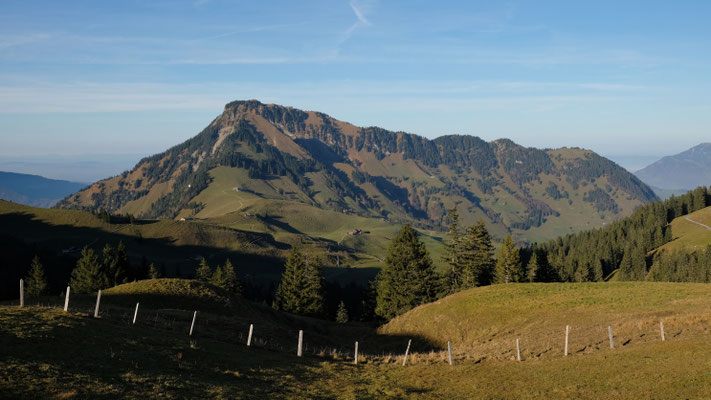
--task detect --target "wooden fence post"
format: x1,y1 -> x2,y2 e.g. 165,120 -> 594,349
133,303 -> 139,324
189,311 -> 197,336
19,279 -> 24,307
403,339 -> 412,366
354,341 -> 359,365
63,286 -> 70,312
297,330 -> 303,357
608,326 -> 614,349
516,338 -> 521,362
660,321 -> 665,341
93,290 -> 102,318
247,324 -> 254,347
447,341 -> 453,366
564,325 -> 570,356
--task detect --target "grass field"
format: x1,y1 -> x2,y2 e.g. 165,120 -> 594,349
3,281 -> 711,398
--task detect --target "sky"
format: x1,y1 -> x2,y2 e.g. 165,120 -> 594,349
1,0 -> 711,176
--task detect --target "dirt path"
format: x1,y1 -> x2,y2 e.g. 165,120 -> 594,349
685,216 -> 711,231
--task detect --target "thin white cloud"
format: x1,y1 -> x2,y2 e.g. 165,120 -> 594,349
350,1 -> 370,25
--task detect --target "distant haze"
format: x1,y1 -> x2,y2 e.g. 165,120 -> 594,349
0,154 -> 146,184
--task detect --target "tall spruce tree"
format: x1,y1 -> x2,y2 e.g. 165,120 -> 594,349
461,220 -> 495,287
443,208 -> 464,292
336,301 -> 349,323
494,234 -> 523,283
25,256 -> 48,297
212,259 -> 242,296
273,247 -> 325,317
148,263 -> 161,279
70,247 -> 108,294
195,258 -> 213,282
375,224 -> 438,320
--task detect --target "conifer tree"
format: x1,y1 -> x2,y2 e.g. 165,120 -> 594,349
148,263 -> 161,279
25,256 -> 48,297
70,247 -> 108,294
195,258 -> 212,282
274,247 -> 325,317
443,208 -> 463,291
461,220 -> 495,287
215,259 -> 242,296
527,252 -> 539,282
494,234 -> 523,283
336,300 -> 349,323
375,224 -> 438,320
114,241 -> 130,285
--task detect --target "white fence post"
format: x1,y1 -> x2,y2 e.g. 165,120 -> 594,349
608,326 -> 614,349
516,338 -> 521,362
19,279 -> 24,307
93,290 -> 102,318
660,321 -> 665,341
63,286 -> 70,312
189,311 -> 197,336
403,339 -> 412,366
297,330 -> 303,357
354,341 -> 359,365
247,324 -> 254,347
133,303 -> 139,324
447,341 -> 453,366
564,325 -> 570,356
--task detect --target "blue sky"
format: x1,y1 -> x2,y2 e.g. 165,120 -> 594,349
1,0 -> 710,173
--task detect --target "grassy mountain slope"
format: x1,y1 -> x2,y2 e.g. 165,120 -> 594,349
56,100 -> 657,244
4,281 -> 711,398
0,171 -> 85,208
653,205 -> 711,253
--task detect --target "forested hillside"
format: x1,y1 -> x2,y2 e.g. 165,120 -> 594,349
56,100 -> 657,243
532,186 -> 711,282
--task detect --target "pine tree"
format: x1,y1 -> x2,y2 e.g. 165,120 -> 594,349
25,256 -> 48,297
195,258 -> 212,282
70,247 -> 108,294
148,263 -> 161,279
336,300 -> 349,323
527,252 -> 539,282
114,241 -> 130,285
214,259 -> 242,296
462,220 -> 495,286
274,247 -> 325,317
494,234 -> 523,283
443,207 -> 463,292
375,224 -> 438,320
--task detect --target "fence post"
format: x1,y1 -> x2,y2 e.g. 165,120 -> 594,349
447,341 -> 453,366
133,303 -> 139,324
189,311 -> 197,336
608,326 -> 614,349
660,321 -> 665,341
19,279 -> 24,307
403,339 -> 412,366
93,290 -> 102,318
354,341 -> 359,365
247,324 -> 254,347
516,338 -> 521,361
297,330 -> 303,357
63,286 -> 70,312
564,325 -> 570,356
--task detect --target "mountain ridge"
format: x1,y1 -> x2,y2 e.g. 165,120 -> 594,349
635,143 -> 711,190
0,171 -> 85,208
56,100 -> 657,242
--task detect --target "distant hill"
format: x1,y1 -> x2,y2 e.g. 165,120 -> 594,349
635,143 -> 711,191
0,171 -> 85,207
57,100 -> 658,243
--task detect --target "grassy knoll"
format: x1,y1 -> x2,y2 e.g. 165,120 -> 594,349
3,281 -> 711,398
656,205 -> 711,253
380,282 -> 711,362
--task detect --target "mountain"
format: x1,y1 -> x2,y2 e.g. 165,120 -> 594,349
0,171 -> 85,208
56,100 -> 657,243
635,143 -> 711,191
